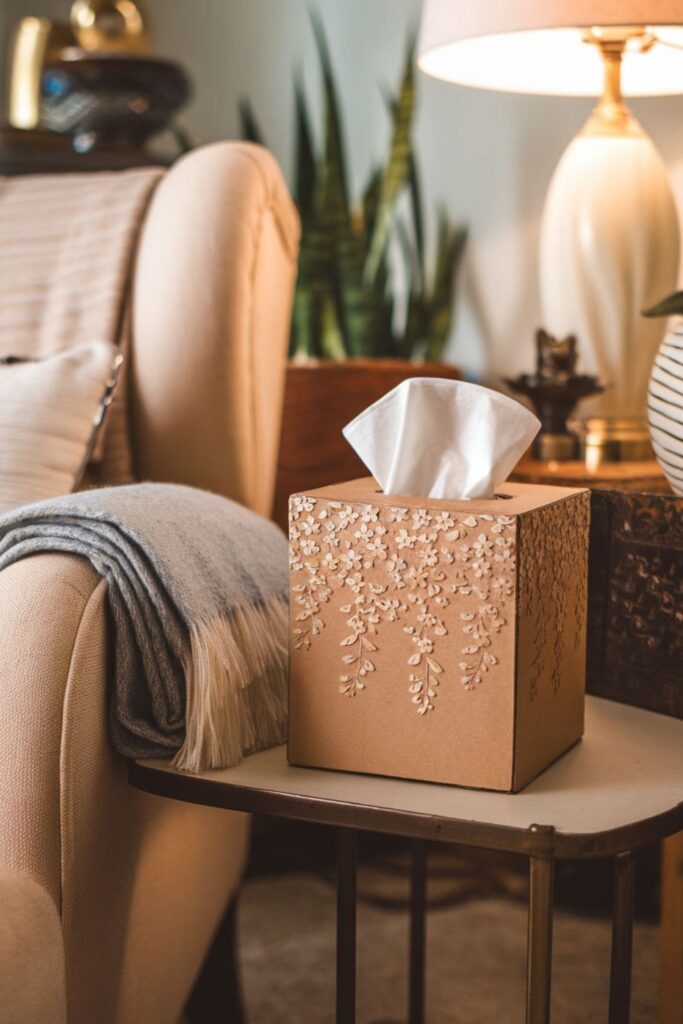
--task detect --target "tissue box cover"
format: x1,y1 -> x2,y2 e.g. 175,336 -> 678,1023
288,478 -> 590,792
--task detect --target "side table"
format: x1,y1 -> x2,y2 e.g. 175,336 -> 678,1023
129,697 -> 683,1024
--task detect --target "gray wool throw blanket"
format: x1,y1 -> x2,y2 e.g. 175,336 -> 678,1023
0,483 -> 289,772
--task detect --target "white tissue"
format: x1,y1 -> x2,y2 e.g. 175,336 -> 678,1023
342,378 -> 540,500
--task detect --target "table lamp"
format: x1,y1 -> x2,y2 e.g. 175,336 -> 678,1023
418,1 -> 683,452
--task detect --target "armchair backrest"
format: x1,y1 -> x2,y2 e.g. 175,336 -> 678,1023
129,142 -> 299,517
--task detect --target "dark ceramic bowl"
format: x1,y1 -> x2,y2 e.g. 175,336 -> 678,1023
40,52 -> 191,152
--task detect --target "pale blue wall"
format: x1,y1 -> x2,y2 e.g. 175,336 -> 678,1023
3,0 -> 683,379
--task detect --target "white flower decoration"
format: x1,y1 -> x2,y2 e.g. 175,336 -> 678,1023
289,493 -> 525,714
472,534 -> 494,560
354,522 -> 374,542
433,512 -> 455,532
301,515 -> 321,536
412,508 -> 432,530
395,528 -> 415,550
338,506 -> 360,529
360,506 -> 379,524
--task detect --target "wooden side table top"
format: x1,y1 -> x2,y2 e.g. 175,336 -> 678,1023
130,697 -> 683,861
0,126 -> 168,175
512,455 -> 671,492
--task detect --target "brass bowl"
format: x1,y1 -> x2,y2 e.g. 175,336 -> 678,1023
70,0 -> 150,54
573,417 -> 654,470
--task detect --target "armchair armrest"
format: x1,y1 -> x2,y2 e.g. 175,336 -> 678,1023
0,554 -> 249,1024
130,142 -> 301,516
0,554 -> 103,903
0,867 -> 66,1024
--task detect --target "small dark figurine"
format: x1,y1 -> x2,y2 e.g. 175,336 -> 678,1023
505,329 -> 605,461
536,329 -> 578,383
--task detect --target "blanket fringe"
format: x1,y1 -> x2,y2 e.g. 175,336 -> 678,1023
173,597 -> 289,773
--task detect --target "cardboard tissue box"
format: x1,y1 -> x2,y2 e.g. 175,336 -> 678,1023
287,478 -> 590,792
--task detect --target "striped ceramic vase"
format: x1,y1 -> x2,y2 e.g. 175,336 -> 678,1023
648,328 -> 683,496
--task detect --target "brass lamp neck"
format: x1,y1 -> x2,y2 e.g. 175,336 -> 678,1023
581,29 -> 650,138
599,43 -> 626,118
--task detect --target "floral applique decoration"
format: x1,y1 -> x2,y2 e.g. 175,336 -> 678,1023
290,497 -> 517,715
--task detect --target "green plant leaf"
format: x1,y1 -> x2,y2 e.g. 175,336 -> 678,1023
290,282 -> 321,359
362,167 -> 383,246
294,76 -> 317,221
319,289 -> 348,360
423,218 -> 468,363
289,13 -> 352,359
309,7 -> 351,211
408,152 -> 425,288
291,216 -> 337,358
334,241 -> 389,357
238,98 -> 265,145
286,11 -> 467,362
395,218 -> 426,359
363,34 -> 416,285
642,291 -> 683,318
395,212 -> 421,299
308,8 -> 391,358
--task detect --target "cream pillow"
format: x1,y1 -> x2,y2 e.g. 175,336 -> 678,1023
0,341 -> 122,516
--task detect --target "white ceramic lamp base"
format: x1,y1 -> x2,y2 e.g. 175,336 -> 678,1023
540,119 -> 680,422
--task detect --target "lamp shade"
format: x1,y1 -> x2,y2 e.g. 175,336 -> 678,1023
418,0 -> 683,96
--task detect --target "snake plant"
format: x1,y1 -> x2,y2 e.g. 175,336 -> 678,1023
240,12 -> 467,361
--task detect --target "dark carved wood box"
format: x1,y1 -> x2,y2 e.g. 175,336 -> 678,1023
587,490 -> 683,718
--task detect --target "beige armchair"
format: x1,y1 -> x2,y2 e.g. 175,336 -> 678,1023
0,142 -> 299,1024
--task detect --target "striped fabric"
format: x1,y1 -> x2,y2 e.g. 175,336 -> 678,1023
0,168 -> 164,482
0,342 -> 121,515
648,328 -> 683,497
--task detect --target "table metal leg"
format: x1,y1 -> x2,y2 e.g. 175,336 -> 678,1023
609,851 -> 635,1024
526,850 -> 555,1024
408,839 -> 427,1024
337,827 -> 358,1024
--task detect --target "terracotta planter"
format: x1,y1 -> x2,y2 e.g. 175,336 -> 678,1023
273,358 -> 461,528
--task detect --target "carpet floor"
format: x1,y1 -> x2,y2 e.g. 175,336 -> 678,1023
239,872 -> 658,1023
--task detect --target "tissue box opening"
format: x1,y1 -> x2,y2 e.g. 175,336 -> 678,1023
288,478 -> 590,793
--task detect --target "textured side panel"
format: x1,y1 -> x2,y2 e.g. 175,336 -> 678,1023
514,492 -> 590,790
587,490 -> 683,717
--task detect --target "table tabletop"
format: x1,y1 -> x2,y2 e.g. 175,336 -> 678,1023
130,696 -> 683,859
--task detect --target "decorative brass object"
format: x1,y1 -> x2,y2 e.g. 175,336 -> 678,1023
505,329 -> 605,462
7,17 -> 75,129
6,1 -> 151,130
581,27 -> 655,138
70,0 -> 150,54
574,417 -> 654,470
